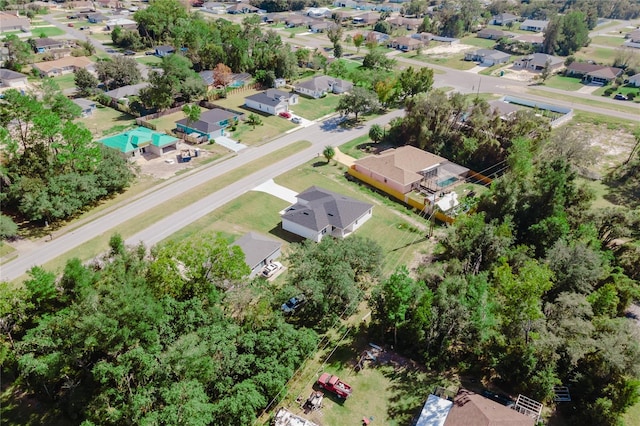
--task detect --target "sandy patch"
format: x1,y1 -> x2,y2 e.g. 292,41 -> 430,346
500,68 -> 538,83
565,123 -> 636,172
425,42 -> 475,55
136,141 -> 229,179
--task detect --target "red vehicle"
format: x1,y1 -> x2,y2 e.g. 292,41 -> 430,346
317,373 -> 352,399
278,111 -> 291,119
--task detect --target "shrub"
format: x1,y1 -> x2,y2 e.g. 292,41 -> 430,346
627,92 -> 636,100
603,87 -> 615,96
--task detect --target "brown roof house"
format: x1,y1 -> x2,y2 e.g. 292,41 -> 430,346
565,62 -> 623,85
477,28 -> 507,40
0,11 -> 30,32
353,145 -> 470,195
32,56 -> 95,77
281,186 -> 373,242
387,16 -> 422,31
513,53 -> 564,71
389,36 -> 424,52
444,390 -> 536,426
464,49 -> 510,66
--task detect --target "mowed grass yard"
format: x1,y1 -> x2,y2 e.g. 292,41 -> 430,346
50,73 -> 76,90
574,45 -> 617,64
77,104 -> 136,137
30,26 -> 65,37
400,51 -> 477,70
460,35 -> 497,48
290,93 -> 341,120
590,35 -> 626,47
543,75 -> 584,91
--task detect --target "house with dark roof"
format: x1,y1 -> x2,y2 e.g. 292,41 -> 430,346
98,126 -> 178,159
513,53 -> 564,71
0,11 -> 30,32
476,28 -> 507,40
353,12 -> 379,25
294,75 -> 353,99
491,12 -> 519,26
285,14 -> 312,28
520,19 -> 549,32
33,38 -> 67,53
175,108 -> 242,139
488,99 -> 521,119
244,89 -> 298,115
104,82 -> 150,103
389,36 -> 424,52
626,29 -> 640,43
227,2 -> 260,14
154,45 -> 175,57
72,98 -> 96,117
565,62 -> 623,84
281,186 -> 373,242
464,49 -> 510,66
353,145 -> 469,195
387,16 -> 422,31
0,68 -> 28,89
628,73 -> 640,87
232,232 -> 282,278
443,389 -> 535,426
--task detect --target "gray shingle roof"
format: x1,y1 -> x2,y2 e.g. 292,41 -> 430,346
0,68 -> 27,80
282,186 -> 373,232
176,108 -> 237,133
232,232 -> 281,269
245,89 -> 293,107
104,82 -> 150,99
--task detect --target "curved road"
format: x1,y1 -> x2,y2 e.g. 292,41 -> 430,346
1,110 -> 403,282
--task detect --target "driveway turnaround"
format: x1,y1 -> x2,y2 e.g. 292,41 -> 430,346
215,135 -> 247,152
251,179 -> 298,204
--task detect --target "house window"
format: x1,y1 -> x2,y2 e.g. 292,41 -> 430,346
322,228 -> 327,234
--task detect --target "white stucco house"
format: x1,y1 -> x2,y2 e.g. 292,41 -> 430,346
281,186 -> 373,242
244,89 -> 298,115
294,75 -> 353,99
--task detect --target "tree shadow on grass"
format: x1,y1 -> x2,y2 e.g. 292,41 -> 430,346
383,365 -> 445,424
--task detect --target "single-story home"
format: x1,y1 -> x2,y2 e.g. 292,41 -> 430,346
628,73 -> 640,87
104,82 -> 150,103
98,126 -> 178,159
307,7 -> 332,18
626,29 -> 640,43
281,186 -> 373,242
389,36 -> 424,52
513,53 -> 564,71
202,2 -> 227,14
285,14 -> 312,28
33,38 -> 67,53
232,232 -> 282,278
362,31 -> 390,44
565,62 -> 623,84
477,28 -> 507,40
72,98 -> 97,117
520,19 -> 549,32
175,107 -> 241,139
309,21 -> 332,33
87,13 -> 107,23
227,2 -> 260,14
105,18 -> 137,31
0,11 -> 30,32
513,34 -> 544,45
387,16 -> 422,31
353,12 -> 379,25
32,56 -> 95,78
353,145 -> 469,195
491,12 -> 519,26
244,89 -> 298,115
443,389 -> 535,426
464,49 -> 510,66
154,45 -> 175,57
0,68 -> 28,89
294,75 -> 353,99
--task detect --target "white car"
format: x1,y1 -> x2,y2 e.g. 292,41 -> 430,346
291,117 -> 302,124
261,262 -> 282,278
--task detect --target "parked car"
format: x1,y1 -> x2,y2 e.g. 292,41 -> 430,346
317,373 -> 352,399
261,261 -> 282,278
279,111 -> 292,119
67,23 -> 74,27
67,15 -> 78,19
105,48 -> 117,53
145,51 -> 156,56
281,294 -> 305,313
481,390 -> 515,407
614,94 -> 628,101
291,117 -> 302,124
79,26 -> 88,30
123,50 -> 136,56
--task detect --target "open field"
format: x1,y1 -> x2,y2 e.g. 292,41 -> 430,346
574,45 -> 618,64
30,26 -> 65,37
77,104 -> 136,137
136,55 -> 162,67
149,108 -> 201,133
290,93 -> 341,120
50,73 -> 76,90
526,88 -> 637,113
590,35 -> 626,47
460,35 -> 497,49
400,51 -> 477,70
543,75 -> 584,91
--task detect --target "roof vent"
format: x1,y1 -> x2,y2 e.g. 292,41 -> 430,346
303,212 -> 309,215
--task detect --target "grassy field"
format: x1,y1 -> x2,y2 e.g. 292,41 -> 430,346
0,242 -> 16,258
460,35 -> 497,48
590,35 -> 626,47
136,55 -> 162,67
400,52 -> 477,70
30,26 -> 65,37
14,141 -> 312,284
574,45 -> 617,64
593,84 -> 640,99
149,108 -> 200,133
77,104 -> 136,137
543,75 -> 584,91
290,94 -> 341,120
624,400 -> 640,426
572,110 -> 639,132
526,88 -> 637,114
340,134 -> 374,159
50,73 -> 76,91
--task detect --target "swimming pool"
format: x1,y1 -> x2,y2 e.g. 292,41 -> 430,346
436,177 -> 458,188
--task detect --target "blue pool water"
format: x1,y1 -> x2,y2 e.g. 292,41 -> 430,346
436,177 -> 457,188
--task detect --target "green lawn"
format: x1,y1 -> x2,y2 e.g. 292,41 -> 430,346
77,104 -> 136,137
460,36 -> 497,49
478,61 -> 512,76
340,134 -> 374,159
30,26 -> 65,37
590,35 -> 626,48
574,45 -> 617,64
50,73 -> 76,90
526,88 -> 637,114
149,109 -> 200,133
543,75 -> 584,91
136,55 -> 162,67
399,52 -> 477,70
290,94 -> 341,120
624,400 -> 640,426
593,84 -> 640,100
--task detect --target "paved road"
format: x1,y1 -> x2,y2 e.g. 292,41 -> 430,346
0,110 -> 403,282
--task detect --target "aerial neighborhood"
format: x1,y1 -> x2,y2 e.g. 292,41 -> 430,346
1,0 -> 640,425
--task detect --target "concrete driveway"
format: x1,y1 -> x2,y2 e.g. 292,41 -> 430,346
215,135 -> 247,152
251,179 -> 298,204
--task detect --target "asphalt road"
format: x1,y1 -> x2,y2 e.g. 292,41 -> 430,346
0,110 -> 404,282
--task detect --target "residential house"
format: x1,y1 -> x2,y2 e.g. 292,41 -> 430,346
353,145 -> 470,195
626,29 -> 640,42
98,126 -> 179,159
519,19 -> 549,32
72,98 -> 97,117
175,107 -> 242,139
476,28 -> 506,40
0,11 -> 30,32
488,99 -> 521,119
105,18 -> 137,30
628,73 -> 640,87
332,10 -> 356,22
307,7 -> 332,18
464,49 -> 510,66
232,232 -> 282,278
96,0 -> 119,8
565,62 -> 623,84
285,14 -> 312,28
244,89 -> 298,115
281,186 -> 373,242
104,82 -> 150,103
387,16 -> 422,31
0,68 -> 28,89
309,21 -> 333,33
32,56 -> 95,77
491,12 -> 519,26
389,36 -> 424,52
154,45 -> 175,57
353,12 -> 380,25
87,13 -> 107,23
227,2 -> 260,14
513,53 -> 564,71
333,0 -> 357,8
363,30 -> 390,44
294,75 -> 353,98
202,2 -> 227,14
414,394 -> 453,426
33,38 -> 67,53
443,389 -> 535,426
264,13 -> 287,24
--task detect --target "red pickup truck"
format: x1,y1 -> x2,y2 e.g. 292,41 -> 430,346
317,373 -> 353,399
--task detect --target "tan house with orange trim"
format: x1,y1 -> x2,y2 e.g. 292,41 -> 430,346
32,56 -> 95,77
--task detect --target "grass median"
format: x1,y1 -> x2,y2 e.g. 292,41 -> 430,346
526,88 -> 640,114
